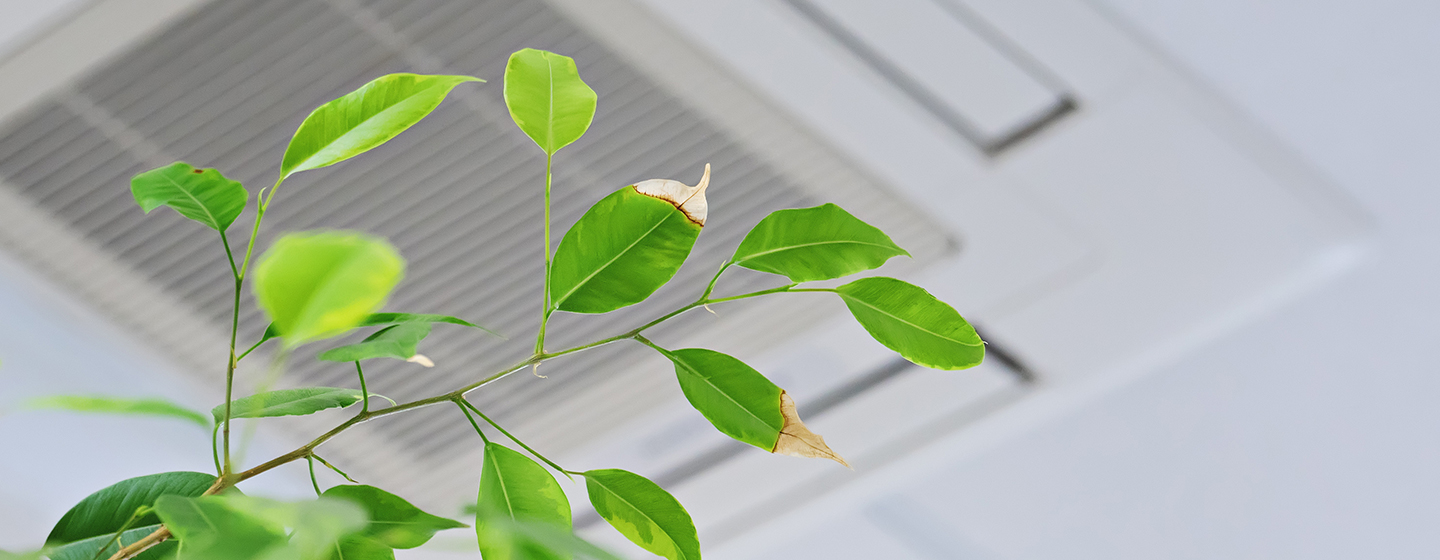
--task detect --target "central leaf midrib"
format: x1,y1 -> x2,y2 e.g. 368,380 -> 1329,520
160,172 -> 221,228
552,208 -> 674,309
589,476 -> 690,559
737,239 -> 900,263
840,294 -> 983,347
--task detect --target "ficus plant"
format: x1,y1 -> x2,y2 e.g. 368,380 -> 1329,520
5,48 -> 985,560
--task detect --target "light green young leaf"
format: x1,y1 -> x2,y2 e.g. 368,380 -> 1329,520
153,496 -> 288,560
130,162 -> 248,231
219,496 -> 368,560
835,277 -> 984,370
0,549 -> 42,560
213,388 -> 366,423
318,323 -> 431,364
281,74 -> 482,179
25,395 -> 209,429
47,471 -> 216,545
583,469 -> 699,560
549,186 -> 701,314
657,347 -> 783,450
327,536 -> 393,560
476,442 -> 572,560
731,203 -> 908,282
253,231 -> 405,346
504,49 -> 597,155
322,485 -> 467,549
46,525 -> 176,560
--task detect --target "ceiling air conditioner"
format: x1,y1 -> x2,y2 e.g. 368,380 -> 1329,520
0,0 -> 1369,557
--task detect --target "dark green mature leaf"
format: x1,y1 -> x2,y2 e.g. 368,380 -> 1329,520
47,472 -> 215,545
281,74 -> 482,179
483,519 -> 625,560
26,395 -> 209,429
549,187 -> 701,314
253,231 -> 405,346
47,525 -> 177,560
214,388 -> 365,423
731,203 -> 908,282
477,443 -> 571,560
153,496 -> 288,560
360,313 -> 501,337
583,470 -> 699,560
658,348 -> 782,450
318,324 -> 431,363
130,162 -> 248,231
835,277 -> 984,370
504,49 -> 596,155
322,485 -> 466,549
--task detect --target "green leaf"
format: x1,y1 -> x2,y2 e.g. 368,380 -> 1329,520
47,472 -> 216,545
835,277 -> 984,370
47,525 -> 177,560
0,549 -> 42,560
318,323 -> 430,363
359,313 -> 502,337
253,231 -> 405,346
214,388 -> 366,423
549,187 -> 701,313
481,519 -> 625,560
583,470 -> 699,560
218,496 -> 368,560
321,485 -> 467,549
281,74 -> 482,179
503,49 -> 597,155
658,348 -> 782,450
130,162 -> 248,231
153,496 -> 288,560
25,395 -> 209,429
476,442 -> 572,560
731,203 -> 908,282
327,537 -> 393,560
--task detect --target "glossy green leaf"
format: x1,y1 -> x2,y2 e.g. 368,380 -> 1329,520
253,231 -> 405,346
481,519 -> 624,560
154,496 -> 288,560
503,49 -> 596,155
47,525 -> 177,560
583,470 -> 699,560
322,485 -> 466,549
835,277 -> 984,370
318,323 -> 430,363
130,162 -> 248,231
731,203 -> 908,282
47,471 -> 215,545
360,313 -> 501,337
549,187 -> 701,313
281,74 -> 482,179
658,348 -> 782,450
219,496 -> 367,560
476,442 -> 572,560
214,388 -> 365,423
25,395 -> 209,429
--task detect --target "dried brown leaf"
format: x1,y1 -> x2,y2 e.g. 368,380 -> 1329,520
634,163 -> 711,226
772,391 -> 850,468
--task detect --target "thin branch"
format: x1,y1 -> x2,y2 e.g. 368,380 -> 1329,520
459,398 -> 570,479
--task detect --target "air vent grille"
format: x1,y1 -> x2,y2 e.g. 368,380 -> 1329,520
0,0 -> 950,508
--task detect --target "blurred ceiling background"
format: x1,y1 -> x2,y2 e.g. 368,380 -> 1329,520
0,0 -> 1436,558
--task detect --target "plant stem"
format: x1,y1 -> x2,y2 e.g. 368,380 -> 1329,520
459,398 -> 570,479
311,453 -> 356,483
699,260 -> 731,301
91,507 -> 146,560
307,455 -> 322,496
220,230 -> 242,477
454,399 -> 490,444
235,338 -> 265,363
354,362 -> 370,414
210,424 -> 221,477
536,153 -> 554,355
